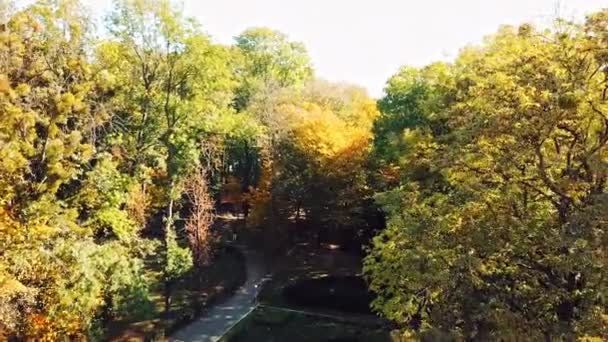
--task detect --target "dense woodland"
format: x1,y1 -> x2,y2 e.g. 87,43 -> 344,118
0,0 -> 607,340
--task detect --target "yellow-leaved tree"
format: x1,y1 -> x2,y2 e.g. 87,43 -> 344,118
365,15 -> 608,340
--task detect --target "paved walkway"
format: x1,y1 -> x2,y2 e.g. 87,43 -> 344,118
170,246 -> 269,342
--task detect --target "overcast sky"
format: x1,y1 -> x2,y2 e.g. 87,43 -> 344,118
17,0 -> 608,96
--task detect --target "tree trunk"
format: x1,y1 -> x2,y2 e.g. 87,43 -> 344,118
164,196 -> 174,315
166,197 -> 174,233
164,280 -> 172,315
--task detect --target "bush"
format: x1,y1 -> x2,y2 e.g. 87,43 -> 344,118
283,276 -> 374,314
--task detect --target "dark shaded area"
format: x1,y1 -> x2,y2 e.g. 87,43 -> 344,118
105,243 -> 247,341
283,276 -> 374,314
222,305 -> 389,342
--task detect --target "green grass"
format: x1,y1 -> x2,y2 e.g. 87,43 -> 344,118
257,244 -> 374,317
220,306 -> 390,342
246,243 -> 389,341
105,245 -> 246,341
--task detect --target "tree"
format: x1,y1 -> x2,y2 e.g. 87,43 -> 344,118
371,63 -> 453,190
365,17 -> 608,340
185,166 -> 215,267
233,27 -> 313,111
287,100 -> 373,236
245,81 -> 380,248
162,224 -> 192,314
0,1 -> 152,338
102,0 -> 238,314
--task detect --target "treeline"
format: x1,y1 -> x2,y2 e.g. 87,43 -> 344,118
0,0 -> 379,339
365,12 -> 608,341
1,0 -> 607,340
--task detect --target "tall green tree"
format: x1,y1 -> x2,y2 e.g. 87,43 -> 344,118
233,27 -> 313,111
375,64 -> 452,156
102,0 -> 244,313
228,28 -> 314,229
365,17 -> 608,340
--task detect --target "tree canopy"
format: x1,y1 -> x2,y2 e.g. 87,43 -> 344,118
1,1 -> 607,340
364,16 -> 608,340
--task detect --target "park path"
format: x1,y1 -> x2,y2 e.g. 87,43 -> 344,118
170,245 -> 269,342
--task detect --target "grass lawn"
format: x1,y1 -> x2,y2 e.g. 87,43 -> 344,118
257,244 -> 375,316
220,305 -> 389,342
250,242 -> 389,339
106,244 -> 246,341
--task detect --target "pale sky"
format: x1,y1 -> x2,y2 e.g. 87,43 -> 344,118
18,0 -> 608,96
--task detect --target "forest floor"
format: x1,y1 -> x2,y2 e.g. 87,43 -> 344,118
106,221 -> 247,341
258,243 -> 364,313
220,242 -> 390,342
170,245 -> 270,342
220,305 -> 389,342
108,220 -> 387,341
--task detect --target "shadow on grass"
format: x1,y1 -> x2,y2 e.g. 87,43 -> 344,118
105,245 -> 246,341
283,275 -> 374,315
258,244 -> 366,311
219,306 -> 389,342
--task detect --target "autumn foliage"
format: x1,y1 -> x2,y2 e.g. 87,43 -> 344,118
1,0 -> 607,340
365,15 -> 608,340
185,167 -> 215,267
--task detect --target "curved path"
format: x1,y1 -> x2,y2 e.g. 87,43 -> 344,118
170,246 -> 269,342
